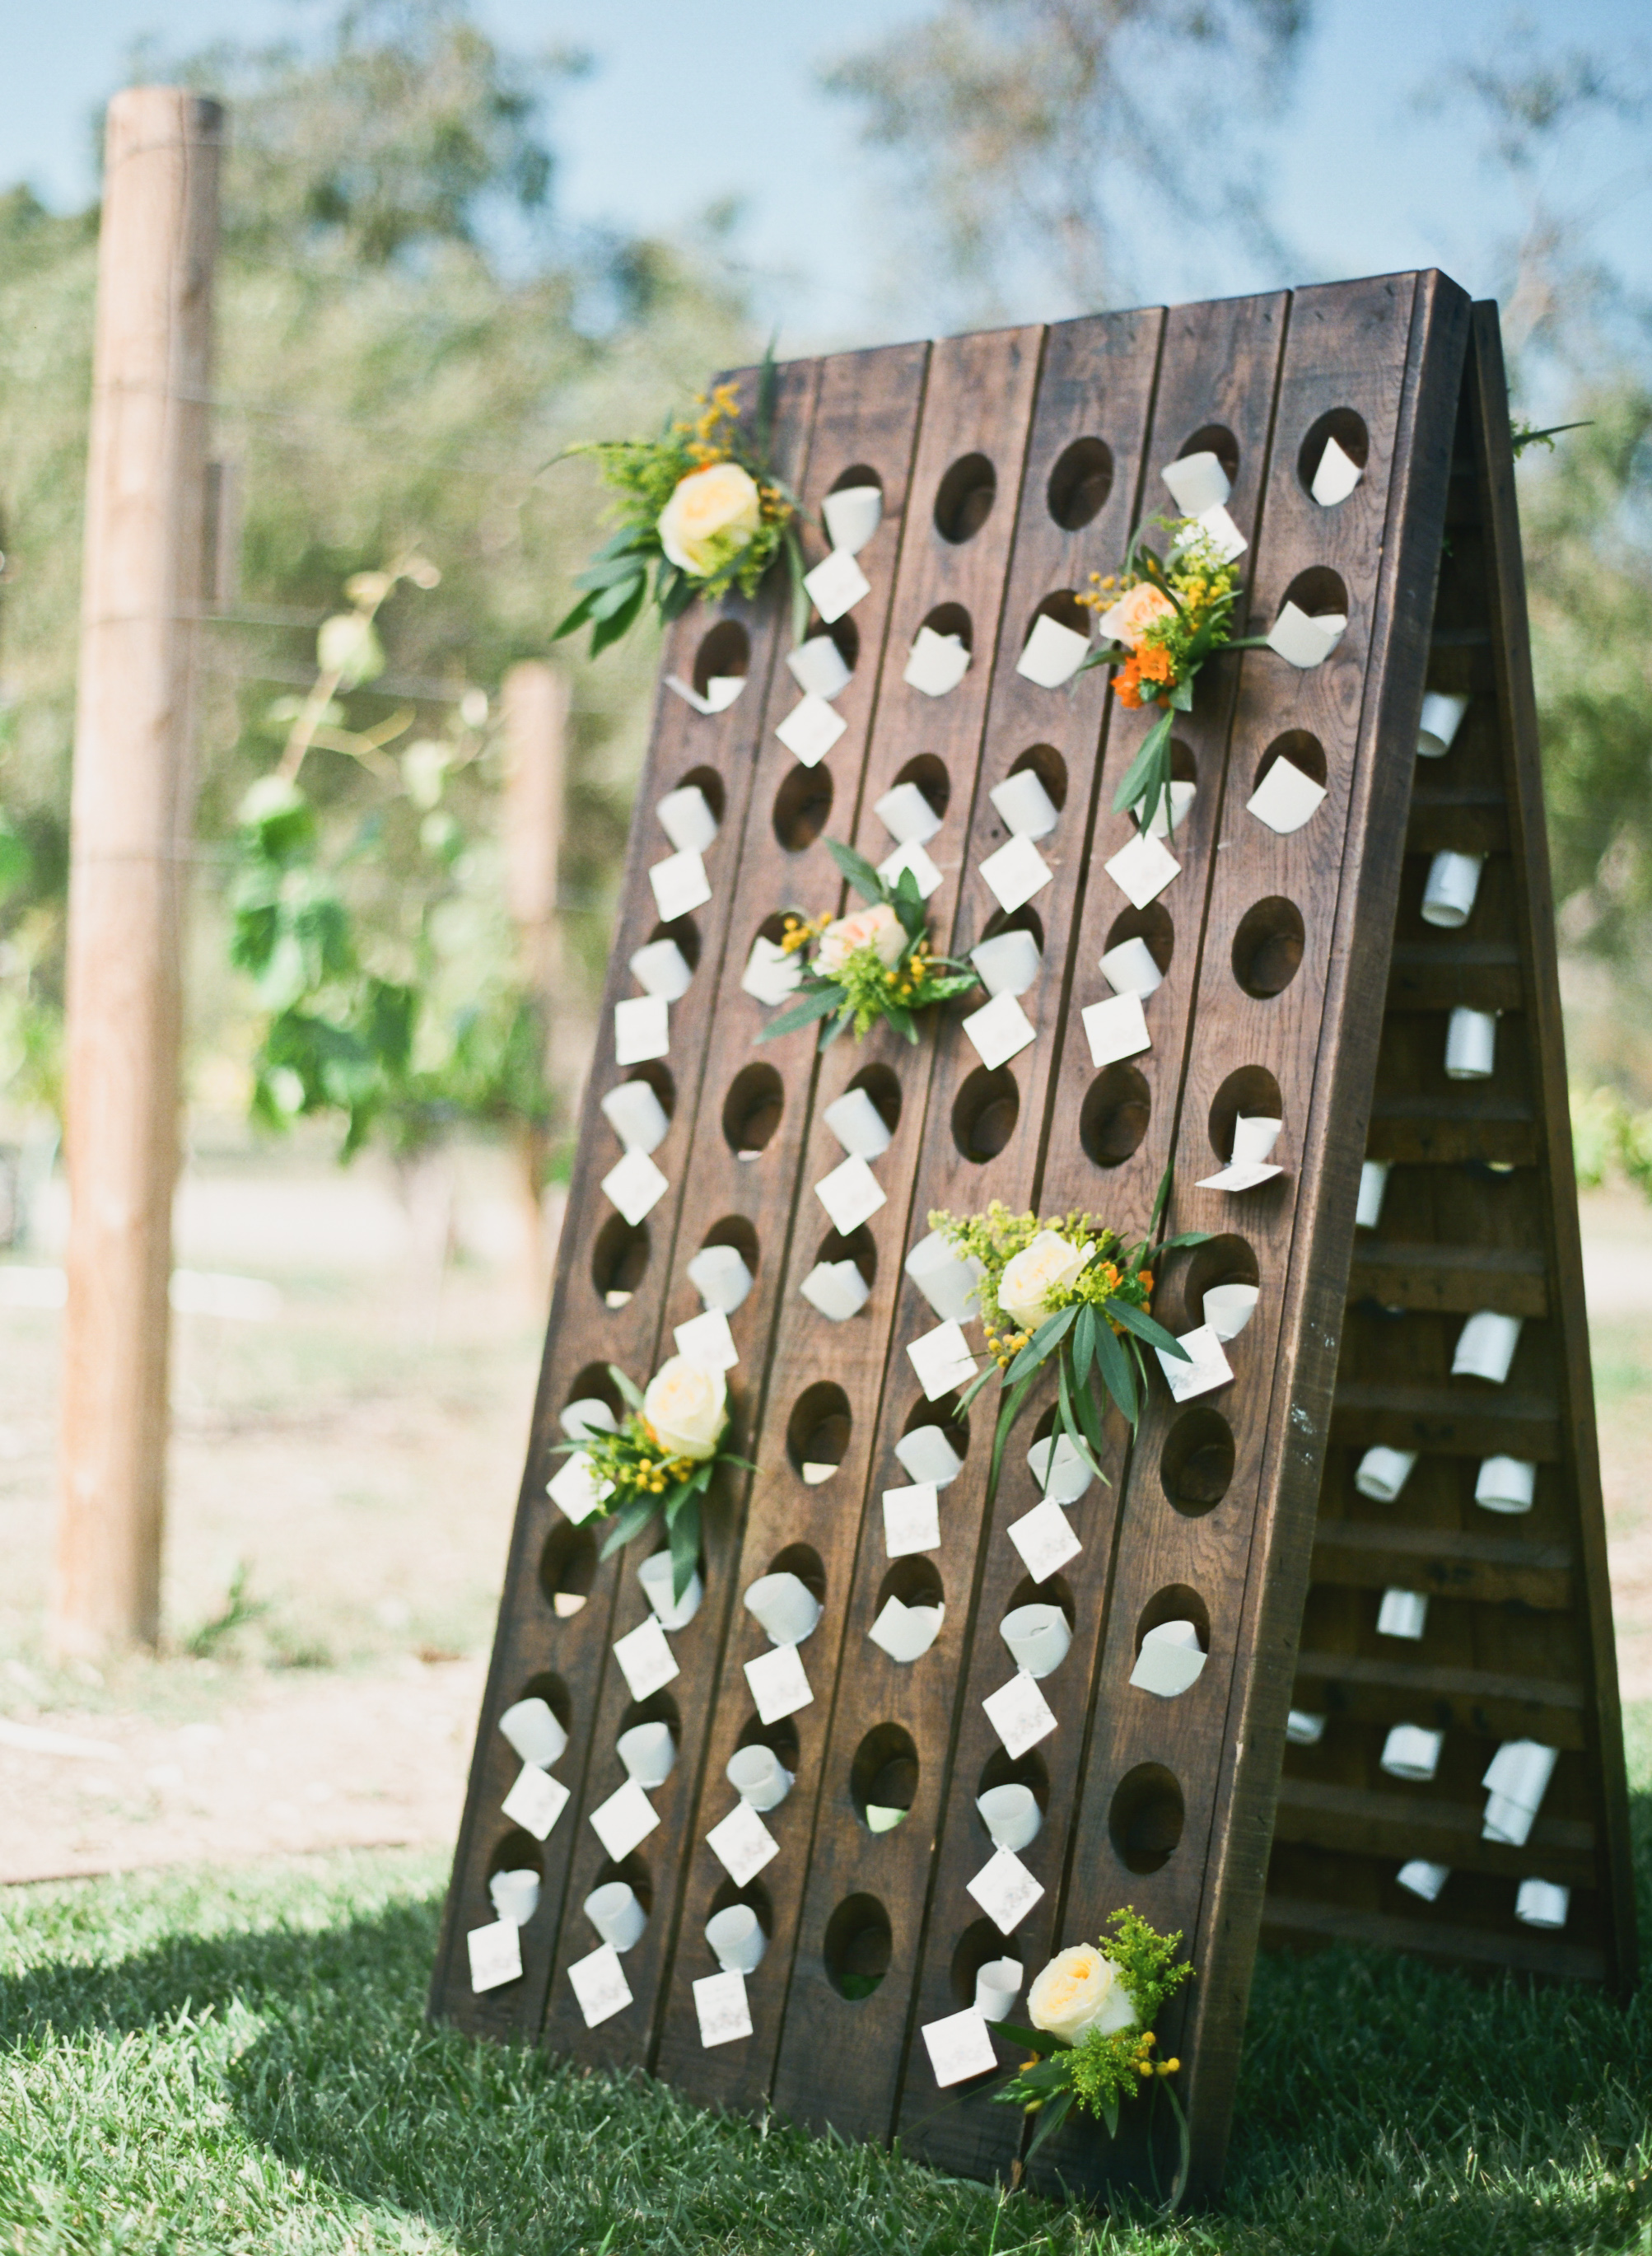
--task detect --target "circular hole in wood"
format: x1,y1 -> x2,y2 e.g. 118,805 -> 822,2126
899,1392 -> 971,1465
1178,423 -> 1240,483
918,600 -> 973,654
706,1874 -> 774,1956
1163,1233 -> 1259,1337
829,462 -> 884,497
805,609 -> 860,676
1006,1572 -> 1076,1623
614,1058 -> 674,1124
1080,1064 -> 1150,1168
515,1671 -> 572,1734
1160,1407 -> 1235,1516
1104,901 -> 1174,978
1047,437 -> 1114,530
564,1366 -> 623,1430
1023,588 -> 1090,646
765,1541 -> 827,1604
722,1063 -> 784,1158
698,1213 -> 758,1279
643,913 -> 701,973
1232,897 -> 1306,999
786,1385 -> 851,1484
693,620 -> 749,703
851,1721 -> 920,1833
953,1065 -> 1020,1163
814,1221 -> 877,1289
539,1521 -> 598,1618
875,1555 -> 943,1614
1208,1064 -> 1282,1164
618,1688 -> 680,1742
976,1744 -> 1050,1812
735,1710 -> 801,1770
1007,742 -> 1067,813
1169,737 -> 1197,785
890,752 -> 950,825
933,454 -> 996,543
978,903 -> 1045,961
591,1849 -> 653,1919
1108,1763 -> 1185,1874
824,1892 -> 893,2000
1297,409 -> 1369,501
1135,1584 -> 1210,1658
1253,730 -> 1326,796
674,764 -> 726,825
772,762 -> 834,853
950,1917 -> 1024,2012
591,1212 -> 649,1307
1281,566 -> 1349,621
486,1828 -> 545,1884
847,1061 -> 903,1137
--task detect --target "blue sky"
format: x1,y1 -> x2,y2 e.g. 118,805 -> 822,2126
2,0 -> 1647,350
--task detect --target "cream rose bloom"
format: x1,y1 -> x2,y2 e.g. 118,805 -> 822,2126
1027,1945 -> 1137,2045
997,1230 -> 1093,1334
643,1357 -> 726,1461
1098,582 -> 1175,649
818,901 -> 904,976
658,462 -> 763,577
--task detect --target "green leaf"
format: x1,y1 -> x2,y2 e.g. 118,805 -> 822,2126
589,577 -> 649,656
1006,1303 -> 1077,1385
607,1364 -> 645,1413
1112,706 -> 1174,828
1025,2090 -> 1076,2160
598,1496 -> 657,1558
954,1359 -> 1001,1417
987,1370 -> 1038,1513
1072,1355 -> 1111,1469
1094,1318 -> 1139,1427
1156,1231 -> 1213,1252
996,2022 -> 1064,2057
1146,1161 -> 1174,1244
551,590 -> 597,641
756,982 -> 847,1042
667,1492 -> 701,1605
824,837 -> 886,905
1072,1301 -> 1097,1388
1106,1298 -> 1186,1357
1057,1352 -> 1106,1483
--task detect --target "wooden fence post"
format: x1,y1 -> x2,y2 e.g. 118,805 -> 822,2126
53,88 -> 225,1656
502,659 -> 568,1273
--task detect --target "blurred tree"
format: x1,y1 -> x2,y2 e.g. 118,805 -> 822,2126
820,0 -> 1309,326
0,0 -> 752,1165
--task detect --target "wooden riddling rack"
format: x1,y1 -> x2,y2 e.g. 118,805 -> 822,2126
429,278 -> 1636,2204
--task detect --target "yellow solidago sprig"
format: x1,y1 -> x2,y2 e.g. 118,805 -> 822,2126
757,839 -> 978,1049
550,1359 -> 754,1605
1074,515 -> 1267,833
927,1187 -> 1209,1502
553,356 -> 807,660
994,1910 -> 1195,2178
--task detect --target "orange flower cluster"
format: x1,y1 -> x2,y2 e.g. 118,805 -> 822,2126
1112,644 -> 1176,710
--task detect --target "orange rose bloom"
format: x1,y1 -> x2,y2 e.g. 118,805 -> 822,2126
1099,581 -> 1176,648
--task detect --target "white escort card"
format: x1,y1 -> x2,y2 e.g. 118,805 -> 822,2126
1398,1860 -> 1449,1903
1453,1309 -> 1522,1384
601,1147 -> 669,1227
694,1969 -> 754,2048
978,834 -> 1052,914
1128,1621 -> 1207,1698
1514,1879 -> 1570,1930
1247,759 -> 1327,836
1099,934 -> 1164,997
815,1152 -> 887,1236
968,1846 -> 1044,1935
894,1420 -> 964,1488
664,673 -> 744,716
908,1320 -> 978,1400
614,993 -> 670,1067
601,1077 -> 670,1155
1029,1431 -> 1092,1503
824,1086 -> 893,1159
1381,1724 -> 1443,1781
687,1242 -> 754,1313
1155,1324 -> 1234,1402
1445,1005 -> 1497,1080
1267,601 -> 1346,670
903,624 -> 971,697
744,1641 -> 814,1725
502,1763 -> 571,1841
1356,1446 -> 1416,1502
1285,1710 -> 1326,1745
1477,1455 -> 1537,1514
1015,613 -> 1091,688
1008,1497 -> 1082,1581
1175,500 -> 1246,563
775,694 -> 847,767
501,1695 -> 568,1768
874,780 -> 944,846
590,1777 -> 660,1863
1417,691 -> 1469,759
1139,778 -> 1197,839
707,1798 -> 781,1885
612,1614 -> 679,1700
990,768 -> 1061,838
548,1450 -> 612,1526
1421,850 -> 1485,928
1311,433 -> 1364,506
982,1670 -> 1058,1758
868,1595 -> 945,1662
1161,450 -> 1230,513
801,1259 -> 871,1322
877,838 -> 943,899
822,483 -> 883,554
1081,990 -> 1150,1068
489,1871 -> 540,1931
1104,829 -> 1180,909
922,2006 -> 999,2088
649,848 -> 711,922
1356,1159 -> 1389,1229
962,990 -> 1035,1070
673,1305 -> 739,1371
629,936 -> 693,1002
1377,1588 -> 1428,1640
786,634 -> 852,701
1203,1282 -> 1258,1339
884,1481 -> 941,1558
803,547 -> 871,624
567,1942 -> 632,2028
904,1231 -> 982,1324
656,783 -> 719,856
742,934 -> 801,1007
468,1920 -> 523,1993
971,927 -> 1041,998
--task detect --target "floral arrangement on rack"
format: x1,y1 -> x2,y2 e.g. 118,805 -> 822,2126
758,840 -> 978,1049
553,1358 -> 751,1602
553,366 -> 805,659
928,1189 -> 1206,1492
1075,516 -> 1265,833
994,1911 -> 1194,2165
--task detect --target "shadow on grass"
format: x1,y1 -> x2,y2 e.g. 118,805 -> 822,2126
1,1790 -> 1650,2256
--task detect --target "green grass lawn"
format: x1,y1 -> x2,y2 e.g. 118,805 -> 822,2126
4,1736 -> 1652,2256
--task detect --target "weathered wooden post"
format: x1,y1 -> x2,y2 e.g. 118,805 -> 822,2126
54,88 -> 225,1655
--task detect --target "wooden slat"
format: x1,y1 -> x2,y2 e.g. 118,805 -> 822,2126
1272,1776 -> 1597,1881
1309,1518 -> 1571,1609
1385,943 -> 1524,1012
1292,1646 -> 1589,1746
1329,1380 -> 1560,1459
1404,789 -> 1510,854
1346,1239 -> 1547,1315
1262,1894 -> 1605,1982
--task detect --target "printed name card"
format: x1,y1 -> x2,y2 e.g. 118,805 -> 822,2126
922,2006 -> 999,2088
656,783 -> 719,856
802,547 -> 871,624
693,1969 -> 754,2048
600,1147 -> 670,1226
982,1670 -> 1057,1758
908,1320 -> 979,1400
1104,829 -> 1180,909
967,1846 -> 1045,1935
814,1153 -> 887,1236
612,1614 -> 680,1700
744,1641 -> 814,1725
903,625 -> 971,697
502,1763 -> 571,1841
673,1305 -> 740,1371
743,934 -> 803,1007
614,993 -> 670,1067
978,834 -> 1052,914
707,1798 -> 781,1885
1081,991 -> 1150,1067
1007,1497 -> 1082,1581
786,634 -> 852,702
567,1942 -> 632,2029
962,990 -> 1035,1071
776,694 -> 847,767
648,848 -> 711,922
1155,1324 -> 1234,1403
589,1777 -> 660,1863
467,1920 -> 523,1994
884,1481 -> 941,1558
1015,612 -> 1091,689
875,780 -> 944,846
877,838 -> 944,900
